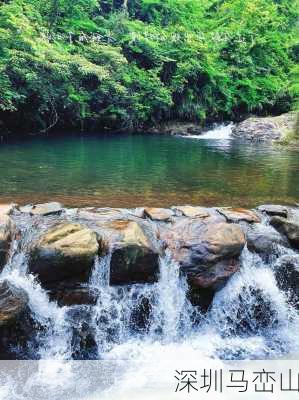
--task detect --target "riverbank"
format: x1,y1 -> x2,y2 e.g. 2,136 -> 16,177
0,201 -> 299,360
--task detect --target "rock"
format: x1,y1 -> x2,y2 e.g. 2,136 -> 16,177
188,258 -> 240,291
0,215 -> 15,270
247,224 -> 289,255
0,280 -> 28,327
148,122 -> 202,136
104,220 -> 161,285
217,207 -> 260,223
161,219 -> 245,305
0,280 -> 32,359
49,285 -> 99,307
232,112 -> 296,142
275,255 -> 299,306
20,202 -> 63,216
77,207 -> 127,221
270,216 -> 299,249
144,207 -> 174,221
29,223 -> 100,285
257,204 -> 288,218
174,206 -> 210,218
179,222 -> 246,266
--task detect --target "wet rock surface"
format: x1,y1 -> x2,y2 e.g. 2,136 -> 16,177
247,223 -> 289,255
103,219 -> 162,285
0,280 -> 33,358
270,216 -> 299,249
275,255 -> 299,306
0,214 -> 15,270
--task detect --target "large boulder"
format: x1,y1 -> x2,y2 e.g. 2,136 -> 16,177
161,219 -> 245,300
29,223 -> 100,286
232,112 -> 296,142
270,216 -> 299,249
99,219 -> 161,285
178,222 -> 246,266
0,215 -> 15,271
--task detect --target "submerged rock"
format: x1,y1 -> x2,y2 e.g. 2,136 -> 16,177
217,207 -> 260,223
103,220 -> 161,285
0,215 -> 15,270
143,207 -> 174,222
232,112 -> 296,142
29,223 -> 100,285
270,216 -> 299,249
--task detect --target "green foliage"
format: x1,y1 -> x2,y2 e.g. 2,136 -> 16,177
0,0 -> 298,135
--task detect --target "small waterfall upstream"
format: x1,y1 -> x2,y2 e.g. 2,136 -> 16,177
0,212 -> 298,399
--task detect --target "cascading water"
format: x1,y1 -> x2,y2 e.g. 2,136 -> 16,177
0,211 -> 298,399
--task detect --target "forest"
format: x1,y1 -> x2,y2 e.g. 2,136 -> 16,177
0,0 -> 298,135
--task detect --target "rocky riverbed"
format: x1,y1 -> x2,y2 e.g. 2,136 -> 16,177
0,201 -> 299,359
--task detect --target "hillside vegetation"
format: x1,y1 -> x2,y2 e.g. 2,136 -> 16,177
0,0 -> 298,135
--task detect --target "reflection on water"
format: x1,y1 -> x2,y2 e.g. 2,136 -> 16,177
0,133 -> 298,207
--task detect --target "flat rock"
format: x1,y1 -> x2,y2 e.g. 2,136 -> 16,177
144,207 -> 174,221
174,206 -> 210,218
217,207 -> 260,223
29,223 -> 100,285
257,204 -> 288,218
20,202 -> 63,216
0,215 -> 15,270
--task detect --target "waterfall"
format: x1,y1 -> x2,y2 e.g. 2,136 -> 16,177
89,250 -> 192,357
0,210 -> 298,398
185,123 -> 233,140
